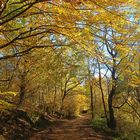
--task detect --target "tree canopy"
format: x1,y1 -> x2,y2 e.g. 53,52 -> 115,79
0,0 -> 140,140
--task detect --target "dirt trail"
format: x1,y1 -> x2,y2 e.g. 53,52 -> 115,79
30,115 -> 113,140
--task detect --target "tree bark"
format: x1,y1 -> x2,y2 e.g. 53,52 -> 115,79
108,87 -> 116,129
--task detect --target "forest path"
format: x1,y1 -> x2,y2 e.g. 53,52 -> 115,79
30,115 -> 113,140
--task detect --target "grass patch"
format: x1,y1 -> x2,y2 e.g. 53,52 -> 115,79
91,118 -> 120,138
91,118 -> 140,140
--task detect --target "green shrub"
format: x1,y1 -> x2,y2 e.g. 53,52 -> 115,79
91,118 -> 107,132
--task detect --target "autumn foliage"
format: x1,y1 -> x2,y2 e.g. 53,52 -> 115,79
0,0 -> 140,139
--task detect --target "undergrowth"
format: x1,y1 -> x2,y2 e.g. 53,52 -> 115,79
91,118 -> 140,140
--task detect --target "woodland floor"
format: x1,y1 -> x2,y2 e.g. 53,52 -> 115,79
30,115 -> 113,140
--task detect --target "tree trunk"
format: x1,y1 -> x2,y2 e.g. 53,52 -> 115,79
107,56 -> 117,129
97,60 -> 109,124
60,94 -> 65,112
53,85 -> 57,114
60,98 -> 64,112
87,58 -> 94,119
18,73 -> 26,105
90,84 -> 94,119
108,87 -> 116,129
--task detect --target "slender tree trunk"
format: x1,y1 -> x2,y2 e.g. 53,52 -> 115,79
18,72 -> 26,105
97,60 -> 109,124
53,85 -> 57,114
60,99 -> 64,112
18,84 -> 26,105
59,95 -> 66,118
90,84 -> 94,119
87,58 -> 94,119
135,60 -> 140,100
60,94 -> 65,113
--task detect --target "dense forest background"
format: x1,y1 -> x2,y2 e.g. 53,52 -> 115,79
0,0 -> 140,140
